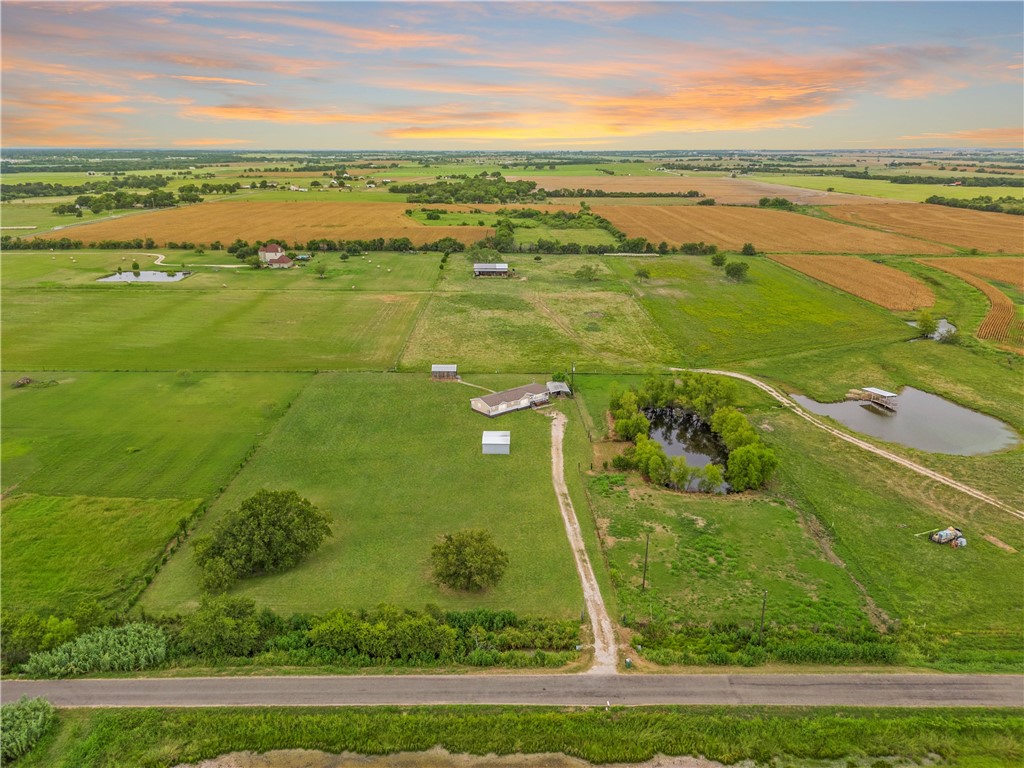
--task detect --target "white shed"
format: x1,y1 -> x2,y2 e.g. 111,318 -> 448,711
482,431 -> 510,455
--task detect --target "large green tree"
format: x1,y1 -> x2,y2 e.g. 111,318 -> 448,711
194,490 -> 331,592
431,529 -> 509,592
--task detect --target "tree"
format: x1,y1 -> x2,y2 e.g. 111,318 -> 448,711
740,243 -> 757,256
725,444 -> 779,491
697,463 -> 724,493
179,595 -> 262,658
193,490 -> 332,592
916,309 -> 938,338
574,264 -> 599,281
711,253 -> 727,267
314,262 -> 327,279
245,254 -> 261,270
431,529 -> 508,592
724,261 -> 749,281
635,267 -> 651,281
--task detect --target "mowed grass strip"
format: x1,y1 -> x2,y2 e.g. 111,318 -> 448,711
608,255 -> 910,366
1,494 -> 199,613
1,372 -> 310,499
593,205 -> 952,254
55,201 -> 492,247
755,173 -> 1024,203
141,373 -> 583,617
828,204 -> 1024,254
588,476 -> 868,628
1,289 -> 420,371
768,254 -> 935,310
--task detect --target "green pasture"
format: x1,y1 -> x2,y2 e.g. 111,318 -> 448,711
401,256 -> 677,373
1,494 -> 199,613
2,289 -> 420,371
587,475 -> 868,629
406,209 -> 617,247
1,371 -> 309,499
141,373 -> 583,617
755,174 -> 1024,202
609,255 -> 913,367
360,162 -> 663,179
1,201 -> 116,233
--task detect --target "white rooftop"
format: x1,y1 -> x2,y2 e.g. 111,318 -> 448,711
432,364 -> 457,372
482,431 -> 511,445
863,387 -> 898,398
474,263 -> 509,270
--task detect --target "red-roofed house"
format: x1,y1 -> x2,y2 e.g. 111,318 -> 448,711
258,243 -> 285,264
267,255 -> 293,269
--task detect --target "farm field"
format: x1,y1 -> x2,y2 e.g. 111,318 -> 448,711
2,289 -> 420,371
141,373 -> 583,617
54,200 -> 493,247
918,258 -> 1024,350
594,205 -> 952,254
754,174 -> 1024,203
514,174 -> 882,205
1,495 -> 199,614
607,255 -> 913,366
827,204 -> 1024,253
768,254 -> 935,310
406,209 -> 619,247
587,474 -> 868,628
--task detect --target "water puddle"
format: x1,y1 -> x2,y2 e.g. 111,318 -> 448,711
791,387 -> 1018,455
97,270 -> 190,283
645,408 -> 729,491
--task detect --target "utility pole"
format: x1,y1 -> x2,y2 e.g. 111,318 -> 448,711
571,362 -> 576,393
758,590 -> 768,644
641,533 -> 650,591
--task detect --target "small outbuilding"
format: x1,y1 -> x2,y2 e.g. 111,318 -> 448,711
862,386 -> 898,411
482,431 -> 511,455
431,364 -> 458,380
471,383 -> 549,417
474,263 -> 510,278
546,381 -> 572,397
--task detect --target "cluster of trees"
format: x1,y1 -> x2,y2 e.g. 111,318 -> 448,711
545,188 -> 704,199
608,376 -> 778,492
680,241 -> 718,255
389,173 -> 543,204
758,197 -> 796,209
1,236 -> 83,250
830,169 -> 1023,187
193,490 -> 332,592
924,195 -> 1024,216
710,253 -> 750,280
52,188 -> 198,216
4,174 -> 172,200
7,600 -> 579,676
179,182 -> 241,195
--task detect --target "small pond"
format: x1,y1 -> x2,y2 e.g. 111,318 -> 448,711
97,271 -> 190,283
907,317 -> 957,340
791,387 -> 1019,456
645,408 -> 730,492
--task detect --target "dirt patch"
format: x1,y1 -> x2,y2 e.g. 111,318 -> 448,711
983,534 -> 1018,553
593,440 -> 627,468
178,747 -> 737,768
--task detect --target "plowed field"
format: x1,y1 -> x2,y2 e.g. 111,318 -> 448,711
769,255 -> 935,310
55,201 -> 493,247
593,206 -> 951,254
511,175 -> 885,205
918,258 -> 1023,351
828,204 -> 1024,253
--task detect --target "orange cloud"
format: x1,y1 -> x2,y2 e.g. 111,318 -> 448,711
169,75 -> 263,86
247,13 -> 477,52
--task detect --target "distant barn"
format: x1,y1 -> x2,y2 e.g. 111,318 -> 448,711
474,263 -> 509,278
482,430 -> 510,455
431,364 -> 458,380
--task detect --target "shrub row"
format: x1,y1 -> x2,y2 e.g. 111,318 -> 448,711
23,623 -> 167,678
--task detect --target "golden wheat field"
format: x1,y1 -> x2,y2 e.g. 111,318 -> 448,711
592,205 -> 952,254
59,201 -> 494,246
829,204 -> 1024,253
918,257 -> 1024,350
510,175 -> 883,206
769,255 -> 935,310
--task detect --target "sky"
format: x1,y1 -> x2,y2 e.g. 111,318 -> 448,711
2,1 -> 1022,150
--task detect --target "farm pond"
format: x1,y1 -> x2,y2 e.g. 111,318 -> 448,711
97,271 -> 190,283
645,408 -> 730,492
791,387 -> 1019,456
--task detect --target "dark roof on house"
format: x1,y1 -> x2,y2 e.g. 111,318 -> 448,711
474,383 -> 548,408
260,243 -> 284,254
268,255 -> 293,265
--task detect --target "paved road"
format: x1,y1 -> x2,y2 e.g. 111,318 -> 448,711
3,674 -> 1021,708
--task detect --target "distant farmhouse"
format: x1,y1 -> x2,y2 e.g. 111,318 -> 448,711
471,382 -> 570,417
474,263 -> 510,278
258,243 -> 293,269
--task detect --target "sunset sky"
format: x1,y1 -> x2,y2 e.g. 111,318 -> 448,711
2,1 -> 1022,150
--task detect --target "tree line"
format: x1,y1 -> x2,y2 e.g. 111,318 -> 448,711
4,175 -> 172,200
924,194 -> 1024,216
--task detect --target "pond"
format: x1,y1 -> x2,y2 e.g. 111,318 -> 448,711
790,387 -> 1018,456
645,408 -> 730,491
96,271 -> 190,283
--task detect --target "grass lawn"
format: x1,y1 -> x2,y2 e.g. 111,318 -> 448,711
608,254 -> 911,367
1,494 -> 199,613
0,201 -> 116,233
141,373 -> 583,617
588,475 -> 869,629
1,289 -> 421,371
405,209 -> 619,247
754,174 -> 1024,203
1,372 -> 310,499
401,257 -> 677,373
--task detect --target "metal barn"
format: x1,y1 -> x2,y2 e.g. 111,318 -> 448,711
482,431 -> 511,455
431,364 -> 458,380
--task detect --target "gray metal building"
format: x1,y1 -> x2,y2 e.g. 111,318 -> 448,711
482,431 -> 511,455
